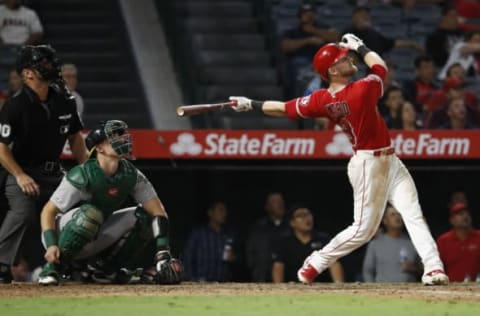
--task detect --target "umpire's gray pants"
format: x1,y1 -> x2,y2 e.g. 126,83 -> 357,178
41,206 -> 138,260
0,170 -> 62,265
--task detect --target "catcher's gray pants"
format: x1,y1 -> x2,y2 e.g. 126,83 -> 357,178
41,206 -> 138,260
0,170 -> 62,265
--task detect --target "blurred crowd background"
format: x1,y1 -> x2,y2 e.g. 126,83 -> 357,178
0,0 -> 479,284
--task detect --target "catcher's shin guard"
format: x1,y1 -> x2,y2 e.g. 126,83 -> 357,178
58,204 -> 104,261
102,207 -> 153,270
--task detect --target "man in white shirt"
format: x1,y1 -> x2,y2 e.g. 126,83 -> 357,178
0,0 -> 43,45
61,63 -> 85,118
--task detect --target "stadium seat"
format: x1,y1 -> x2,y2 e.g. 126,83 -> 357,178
195,50 -> 271,66
193,34 -> 266,50
198,67 -> 278,85
182,18 -> 259,33
175,1 -> 252,17
204,84 -> 284,103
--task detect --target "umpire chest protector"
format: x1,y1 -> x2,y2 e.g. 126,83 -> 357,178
67,159 -> 137,217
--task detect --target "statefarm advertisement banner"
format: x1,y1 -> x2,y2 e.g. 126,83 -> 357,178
62,130 -> 480,159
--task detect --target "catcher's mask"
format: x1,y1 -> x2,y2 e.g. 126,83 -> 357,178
85,120 -> 134,159
16,44 -> 61,82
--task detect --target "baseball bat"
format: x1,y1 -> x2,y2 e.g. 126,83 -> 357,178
176,101 -> 237,117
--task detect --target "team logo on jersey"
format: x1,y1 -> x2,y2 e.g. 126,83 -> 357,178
299,95 -> 311,107
107,187 -> 119,197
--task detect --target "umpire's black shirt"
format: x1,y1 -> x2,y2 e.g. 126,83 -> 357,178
0,85 -> 83,166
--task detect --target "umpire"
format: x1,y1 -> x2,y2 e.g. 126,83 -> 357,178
0,45 -> 87,283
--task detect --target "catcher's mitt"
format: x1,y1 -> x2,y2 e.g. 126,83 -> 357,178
155,258 -> 183,284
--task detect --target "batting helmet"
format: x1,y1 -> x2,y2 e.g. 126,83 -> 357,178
16,45 -> 61,81
85,120 -> 133,158
313,43 -> 350,81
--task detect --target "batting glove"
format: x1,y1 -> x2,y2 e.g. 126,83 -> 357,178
229,96 -> 253,112
339,33 -> 364,52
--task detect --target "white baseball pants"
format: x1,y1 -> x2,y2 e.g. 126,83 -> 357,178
308,149 -> 444,276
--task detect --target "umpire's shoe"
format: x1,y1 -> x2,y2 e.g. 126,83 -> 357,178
38,263 -> 60,286
0,263 -> 13,284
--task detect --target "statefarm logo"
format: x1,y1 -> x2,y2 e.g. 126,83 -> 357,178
392,133 -> 470,156
170,132 -> 316,157
325,132 -> 470,156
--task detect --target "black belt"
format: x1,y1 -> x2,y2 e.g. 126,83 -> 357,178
22,161 -> 63,174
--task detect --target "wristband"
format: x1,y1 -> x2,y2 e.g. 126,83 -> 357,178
251,100 -> 264,111
43,229 -> 58,248
357,45 -> 372,58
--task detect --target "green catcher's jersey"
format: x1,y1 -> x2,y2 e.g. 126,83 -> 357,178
66,159 -> 138,217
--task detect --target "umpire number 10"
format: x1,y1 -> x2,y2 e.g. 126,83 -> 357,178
0,124 -> 11,138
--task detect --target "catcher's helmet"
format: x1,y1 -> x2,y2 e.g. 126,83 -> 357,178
85,120 -> 133,158
313,43 -> 350,81
16,44 -> 61,81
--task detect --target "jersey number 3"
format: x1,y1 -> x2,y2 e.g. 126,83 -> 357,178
0,124 -> 11,138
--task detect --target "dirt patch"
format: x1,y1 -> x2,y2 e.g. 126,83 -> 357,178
0,283 -> 479,302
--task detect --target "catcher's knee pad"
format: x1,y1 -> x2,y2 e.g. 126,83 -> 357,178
58,204 -> 104,260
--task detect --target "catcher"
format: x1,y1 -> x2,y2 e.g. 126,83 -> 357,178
38,120 -> 182,285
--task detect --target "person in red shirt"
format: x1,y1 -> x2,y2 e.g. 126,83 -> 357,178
228,34 -> 448,286
436,202 -> 480,282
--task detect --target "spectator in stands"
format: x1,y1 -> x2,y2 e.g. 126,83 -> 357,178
455,0 -> 480,31
384,60 -> 401,90
281,3 -> 339,66
402,55 -> 439,113
437,201 -> 480,282
272,204 -> 344,283
1,69 -> 21,108
426,80 -> 480,128
363,205 -> 420,282
342,6 -> 424,56
0,91 -> 6,109
0,0 -> 43,46
437,97 -> 479,129
397,101 -> 422,130
380,86 -> 404,128
61,64 -> 85,118
182,201 -> 240,282
281,3 -> 340,98
246,191 -> 289,282
425,5 -> 465,68
6,69 -> 22,97
428,68 -> 478,114
438,30 -> 480,79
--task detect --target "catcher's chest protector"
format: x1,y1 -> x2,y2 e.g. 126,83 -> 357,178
72,159 -> 137,217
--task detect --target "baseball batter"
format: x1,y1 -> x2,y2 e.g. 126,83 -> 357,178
38,120 -> 182,285
229,34 -> 448,285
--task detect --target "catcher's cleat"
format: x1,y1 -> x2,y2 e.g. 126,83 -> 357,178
38,263 -> 60,286
422,269 -> 449,285
297,263 -> 319,284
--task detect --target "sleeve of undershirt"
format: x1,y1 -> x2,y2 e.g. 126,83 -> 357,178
131,169 -> 158,205
357,64 -> 387,100
50,177 -> 90,213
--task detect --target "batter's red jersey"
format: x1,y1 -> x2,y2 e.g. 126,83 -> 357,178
285,65 -> 390,151
436,230 -> 480,282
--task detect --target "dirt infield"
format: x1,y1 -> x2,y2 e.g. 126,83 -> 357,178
0,283 -> 479,302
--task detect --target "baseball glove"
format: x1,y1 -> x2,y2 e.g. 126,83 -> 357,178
155,258 -> 183,284
141,251 -> 183,285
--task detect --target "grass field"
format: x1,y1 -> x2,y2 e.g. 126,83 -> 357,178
1,283 -> 479,316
